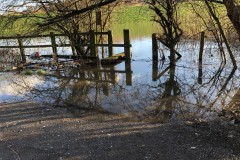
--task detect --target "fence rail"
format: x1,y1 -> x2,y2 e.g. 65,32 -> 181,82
0,29 -> 132,63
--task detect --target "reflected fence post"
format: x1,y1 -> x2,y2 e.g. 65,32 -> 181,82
50,32 -> 58,65
152,60 -> 158,81
110,65 -> 116,84
103,82 -> 109,96
198,66 -> 203,84
17,34 -> 26,63
125,60 -> 132,86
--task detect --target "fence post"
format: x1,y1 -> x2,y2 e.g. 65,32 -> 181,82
152,33 -> 158,60
199,31 -> 205,61
108,30 -> 113,57
17,34 -> 26,63
50,32 -> 58,64
124,29 -> 131,60
90,30 -> 97,57
71,46 -> 77,57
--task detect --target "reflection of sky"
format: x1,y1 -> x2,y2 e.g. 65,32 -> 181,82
113,37 -> 153,60
1,34 -> 240,121
0,73 -> 45,103
0,0 -> 37,13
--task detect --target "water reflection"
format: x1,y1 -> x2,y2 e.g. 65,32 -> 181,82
0,36 -> 240,122
153,64 -> 181,121
1,58 -> 239,122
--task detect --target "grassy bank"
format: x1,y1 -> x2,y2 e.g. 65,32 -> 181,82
111,5 -> 153,24
0,2 -> 232,38
0,15 -> 43,36
111,2 -> 231,38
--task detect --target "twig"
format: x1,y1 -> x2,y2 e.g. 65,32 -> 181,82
8,146 -> 21,160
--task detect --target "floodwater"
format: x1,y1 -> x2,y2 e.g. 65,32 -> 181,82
0,22 -> 240,122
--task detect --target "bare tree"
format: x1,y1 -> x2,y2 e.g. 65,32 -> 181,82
208,2 -> 240,40
202,0 -> 238,68
1,0 -> 118,56
144,0 -> 182,66
222,0 -> 240,41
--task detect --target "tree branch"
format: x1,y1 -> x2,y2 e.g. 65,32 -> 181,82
38,0 -> 116,27
208,0 -> 224,4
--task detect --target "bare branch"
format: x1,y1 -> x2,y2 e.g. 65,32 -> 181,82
38,0 -> 117,27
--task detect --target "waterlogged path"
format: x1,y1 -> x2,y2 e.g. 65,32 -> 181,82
0,36 -> 240,122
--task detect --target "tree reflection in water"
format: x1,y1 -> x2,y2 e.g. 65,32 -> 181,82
152,62 -> 181,122
8,58 -> 239,122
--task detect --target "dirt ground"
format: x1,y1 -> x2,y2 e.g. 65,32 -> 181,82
0,102 -> 240,160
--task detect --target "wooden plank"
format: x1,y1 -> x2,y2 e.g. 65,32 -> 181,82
101,52 -> 125,65
0,43 -> 131,49
40,55 -> 98,59
0,32 -> 109,40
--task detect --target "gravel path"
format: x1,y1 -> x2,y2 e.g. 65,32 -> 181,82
0,102 -> 240,160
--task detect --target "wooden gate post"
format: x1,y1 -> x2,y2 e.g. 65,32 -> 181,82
199,31 -> 205,61
50,32 -> 58,64
90,30 -> 97,57
108,30 -> 113,57
17,34 -> 26,63
124,29 -> 131,60
152,33 -> 158,60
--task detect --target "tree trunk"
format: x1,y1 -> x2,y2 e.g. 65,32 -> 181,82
205,0 -> 237,68
223,0 -> 240,41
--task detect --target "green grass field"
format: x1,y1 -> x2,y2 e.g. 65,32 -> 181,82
110,2 -> 230,38
0,2 -> 231,38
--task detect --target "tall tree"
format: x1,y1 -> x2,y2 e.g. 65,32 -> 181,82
205,0 -> 240,42
204,0 -> 238,67
222,0 -> 240,41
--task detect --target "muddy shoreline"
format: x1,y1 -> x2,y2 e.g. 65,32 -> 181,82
0,101 -> 240,160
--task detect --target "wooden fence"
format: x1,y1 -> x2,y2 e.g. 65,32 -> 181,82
0,29 -> 132,63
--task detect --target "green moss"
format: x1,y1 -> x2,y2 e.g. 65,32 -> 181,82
23,69 -> 34,75
37,69 -> 46,76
